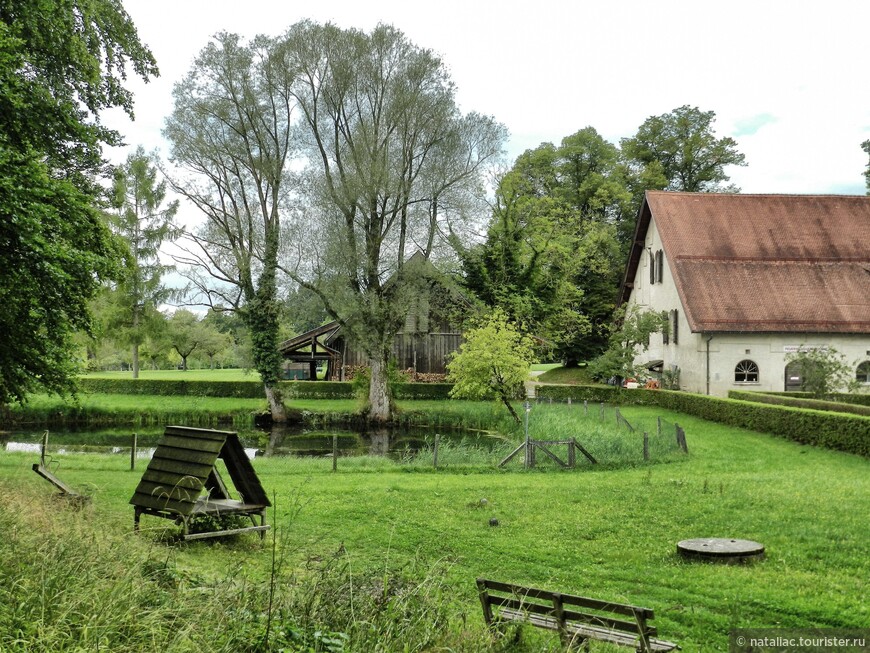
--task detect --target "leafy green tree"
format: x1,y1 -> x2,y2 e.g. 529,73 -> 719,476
166,310 -> 205,371
621,105 -> 746,194
0,2 -> 156,405
109,146 -> 179,378
589,307 -> 666,386
785,347 -> 860,399
447,311 -> 535,422
165,33 -> 294,421
278,22 -> 506,422
460,128 -> 628,364
862,140 -> 870,194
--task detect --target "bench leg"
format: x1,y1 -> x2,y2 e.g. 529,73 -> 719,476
133,507 -> 142,533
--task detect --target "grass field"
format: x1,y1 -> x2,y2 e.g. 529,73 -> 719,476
83,368 -> 261,381
536,364 -> 598,385
1,402 -> 867,652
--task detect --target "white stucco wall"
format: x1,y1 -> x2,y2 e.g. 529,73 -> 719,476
626,217 -> 870,396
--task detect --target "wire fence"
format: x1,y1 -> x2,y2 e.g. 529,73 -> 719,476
17,401 -> 690,483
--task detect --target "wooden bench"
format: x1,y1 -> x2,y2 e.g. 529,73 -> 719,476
477,579 -> 679,652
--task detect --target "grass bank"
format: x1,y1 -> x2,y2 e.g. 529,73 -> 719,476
1,404 -> 867,651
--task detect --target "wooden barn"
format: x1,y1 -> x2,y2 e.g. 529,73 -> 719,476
279,273 -> 469,381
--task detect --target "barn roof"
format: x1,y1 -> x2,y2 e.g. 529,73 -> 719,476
620,191 -> 870,334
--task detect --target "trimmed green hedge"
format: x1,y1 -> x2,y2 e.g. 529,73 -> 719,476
537,385 -> 870,456
729,390 -> 870,417
76,378 -> 453,401
394,383 -> 454,400
648,390 -> 870,456
761,391 -> 870,407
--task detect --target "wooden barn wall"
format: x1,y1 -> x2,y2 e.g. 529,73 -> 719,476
340,333 -> 462,374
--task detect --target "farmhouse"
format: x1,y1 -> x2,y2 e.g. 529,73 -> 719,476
619,191 -> 870,397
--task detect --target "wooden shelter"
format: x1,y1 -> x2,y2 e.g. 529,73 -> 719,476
130,426 -> 270,540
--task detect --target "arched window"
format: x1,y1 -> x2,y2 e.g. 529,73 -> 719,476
857,361 -> 870,384
735,360 -> 759,383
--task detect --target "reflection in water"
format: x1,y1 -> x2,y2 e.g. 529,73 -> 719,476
3,424 -> 500,459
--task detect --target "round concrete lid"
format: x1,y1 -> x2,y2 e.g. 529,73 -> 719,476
677,538 -> 765,562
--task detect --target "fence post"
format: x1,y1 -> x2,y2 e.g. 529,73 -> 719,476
332,433 -> 338,472
523,400 -> 531,469
130,433 -> 137,471
567,397 -> 572,406
40,430 -> 48,466
657,416 -> 662,438
674,423 -> 681,450
433,434 -> 439,469
568,440 -> 576,468
599,403 -> 604,419
643,432 -> 650,461
584,400 -> 588,416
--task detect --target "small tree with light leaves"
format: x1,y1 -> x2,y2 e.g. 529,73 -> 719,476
447,310 -> 536,423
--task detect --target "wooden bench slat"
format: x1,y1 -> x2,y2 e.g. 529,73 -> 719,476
480,579 -> 655,619
156,435 -> 225,453
183,525 -> 270,541
488,597 -> 651,636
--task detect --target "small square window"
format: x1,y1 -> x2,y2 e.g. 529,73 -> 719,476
745,349 -> 751,355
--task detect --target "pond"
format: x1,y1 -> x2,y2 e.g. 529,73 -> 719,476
1,424 -> 506,460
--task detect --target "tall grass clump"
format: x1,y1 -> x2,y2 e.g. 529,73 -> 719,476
0,480 -> 491,652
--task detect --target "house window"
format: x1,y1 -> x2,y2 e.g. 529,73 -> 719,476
735,360 -> 759,383
857,361 -> 870,384
655,250 -> 664,283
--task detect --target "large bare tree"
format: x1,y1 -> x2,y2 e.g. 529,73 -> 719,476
276,22 -> 506,422
164,32 -> 295,421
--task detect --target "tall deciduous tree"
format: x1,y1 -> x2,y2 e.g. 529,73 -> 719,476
278,22 -> 506,422
0,1 -> 156,405
621,105 -> 746,194
460,128 -> 627,364
165,33 -> 294,421
110,146 -> 179,378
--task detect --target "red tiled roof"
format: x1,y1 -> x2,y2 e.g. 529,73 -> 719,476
623,191 -> 870,334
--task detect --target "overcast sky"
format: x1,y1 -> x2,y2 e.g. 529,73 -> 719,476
105,0 -> 870,201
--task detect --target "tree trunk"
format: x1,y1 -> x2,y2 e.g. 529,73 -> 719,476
499,390 -> 521,424
264,383 -> 287,423
367,356 -> 392,423
132,344 -> 139,379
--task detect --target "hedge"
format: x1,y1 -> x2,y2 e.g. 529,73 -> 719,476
76,378 -> 453,400
729,390 -> 870,417
648,389 -> 870,457
536,384 -> 870,456
761,391 -> 870,407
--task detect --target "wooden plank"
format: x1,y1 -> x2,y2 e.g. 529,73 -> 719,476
130,492 -> 192,515
151,448 -> 220,467
533,443 -> 569,468
140,469 -> 207,491
205,467 -> 232,500
164,426 -> 230,441
183,525 -> 270,541
478,580 -> 653,619
32,463 -> 79,496
132,480 -> 200,503
156,435 -> 225,454
488,597 -> 645,634
145,457 -> 214,478
219,433 -> 270,506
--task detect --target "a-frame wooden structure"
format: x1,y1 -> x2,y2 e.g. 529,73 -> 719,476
130,426 -> 270,540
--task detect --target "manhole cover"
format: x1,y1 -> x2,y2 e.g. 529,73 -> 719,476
677,538 -> 765,563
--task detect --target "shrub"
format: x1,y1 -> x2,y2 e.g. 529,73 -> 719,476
729,390 -> 870,417
649,390 -> 870,457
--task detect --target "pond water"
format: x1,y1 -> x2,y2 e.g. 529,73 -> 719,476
1,424 -> 504,460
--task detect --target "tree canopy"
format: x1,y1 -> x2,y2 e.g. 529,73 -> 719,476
862,140 -> 870,194
0,1 -> 156,404
621,105 -> 746,193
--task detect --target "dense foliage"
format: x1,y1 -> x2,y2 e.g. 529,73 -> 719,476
0,1 -> 156,405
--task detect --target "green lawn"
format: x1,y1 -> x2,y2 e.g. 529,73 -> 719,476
536,364 -> 598,385
1,402 -> 867,652
83,368 -> 260,381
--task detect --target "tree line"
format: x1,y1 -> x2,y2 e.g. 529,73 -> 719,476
2,3 -> 868,423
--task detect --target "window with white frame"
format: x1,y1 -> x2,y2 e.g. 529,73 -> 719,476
857,361 -> 870,384
735,359 -> 759,383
